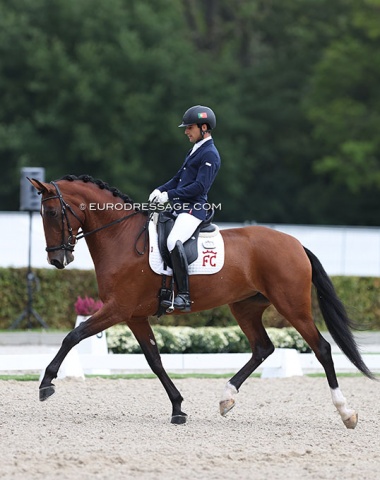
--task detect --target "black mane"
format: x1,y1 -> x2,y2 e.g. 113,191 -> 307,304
58,174 -> 135,204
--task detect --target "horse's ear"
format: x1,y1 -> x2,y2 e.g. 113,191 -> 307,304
28,177 -> 48,194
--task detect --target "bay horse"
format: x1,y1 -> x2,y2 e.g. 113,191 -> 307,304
29,174 -> 375,429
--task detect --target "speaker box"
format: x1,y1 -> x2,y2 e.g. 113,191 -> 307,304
20,167 -> 45,211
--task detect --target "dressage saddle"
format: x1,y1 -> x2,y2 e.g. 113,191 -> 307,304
157,210 -> 216,269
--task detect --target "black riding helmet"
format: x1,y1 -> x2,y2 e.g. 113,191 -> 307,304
178,105 -> 216,131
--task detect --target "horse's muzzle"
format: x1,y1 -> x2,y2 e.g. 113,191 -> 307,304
50,258 -> 65,269
48,250 -> 74,269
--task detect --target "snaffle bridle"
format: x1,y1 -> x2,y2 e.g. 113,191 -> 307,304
41,181 -> 141,254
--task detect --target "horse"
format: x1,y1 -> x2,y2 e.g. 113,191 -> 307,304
29,174 -> 375,429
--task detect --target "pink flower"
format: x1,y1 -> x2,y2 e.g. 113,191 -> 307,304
74,296 -> 103,316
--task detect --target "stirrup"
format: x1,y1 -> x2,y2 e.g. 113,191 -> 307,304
173,293 -> 192,312
161,294 -> 191,313
161,298 -> 174,313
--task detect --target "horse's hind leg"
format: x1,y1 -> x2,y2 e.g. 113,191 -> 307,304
127,317 -> 187,424
220,297 -> 274,416
270,291 -> 358,429
295,323 -> 358,429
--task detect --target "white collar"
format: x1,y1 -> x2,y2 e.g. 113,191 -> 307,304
190,136 -> 212,156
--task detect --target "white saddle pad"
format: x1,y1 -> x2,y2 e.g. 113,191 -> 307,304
148,218 -> 225,276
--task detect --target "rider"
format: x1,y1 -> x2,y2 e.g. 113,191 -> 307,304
149,105 -> 221,312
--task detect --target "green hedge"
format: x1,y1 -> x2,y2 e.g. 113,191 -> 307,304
107,326 -> 311,354
0,268 -> 98,330
1,267 -> 380,330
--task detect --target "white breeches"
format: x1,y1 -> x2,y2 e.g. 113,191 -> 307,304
167,213 -> 202,252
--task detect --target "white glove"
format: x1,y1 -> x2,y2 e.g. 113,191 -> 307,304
149,189 -> 161,202
156,191 -> 168,204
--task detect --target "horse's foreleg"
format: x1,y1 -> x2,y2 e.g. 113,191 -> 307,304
39,327 -> 82,400
39,312 -> 114,401
220,299 -> 274,417
128,318 -> 187,424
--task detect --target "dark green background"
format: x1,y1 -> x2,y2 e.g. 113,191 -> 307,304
1,0 -> 380,225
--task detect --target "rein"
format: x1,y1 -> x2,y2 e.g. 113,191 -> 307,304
42,181 -> 144,254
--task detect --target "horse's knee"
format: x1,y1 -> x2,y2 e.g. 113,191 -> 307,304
255,341 -> 275,361
147,356 -> 165,375
65,320 -> 98,347
62,328 -> 81,348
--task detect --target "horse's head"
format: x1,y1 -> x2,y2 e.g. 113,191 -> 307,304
29,178 -> 84,269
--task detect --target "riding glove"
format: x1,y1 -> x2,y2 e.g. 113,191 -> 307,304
148,189 -> 161,202
155,191 -> 169,204
149,189 -> 168,204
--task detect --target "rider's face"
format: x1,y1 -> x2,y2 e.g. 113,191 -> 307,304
184,124 -> 204,143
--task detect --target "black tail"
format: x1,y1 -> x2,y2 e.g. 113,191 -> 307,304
304,247 -> 376,380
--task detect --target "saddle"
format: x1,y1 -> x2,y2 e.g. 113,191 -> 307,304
157,210 -> 216,269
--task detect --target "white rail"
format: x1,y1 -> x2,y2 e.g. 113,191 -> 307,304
1,350 -> 379,377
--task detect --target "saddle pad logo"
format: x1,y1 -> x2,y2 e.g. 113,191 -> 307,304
201,249 -> 217,267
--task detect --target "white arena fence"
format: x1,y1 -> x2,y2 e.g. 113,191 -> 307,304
1,350 -> 380,379
1,331 -> 380,378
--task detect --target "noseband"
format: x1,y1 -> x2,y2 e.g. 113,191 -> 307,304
41,181 -> 83,253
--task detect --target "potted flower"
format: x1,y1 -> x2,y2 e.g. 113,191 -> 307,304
74,296 -> 108,363
74,295 -> 104,319
74,295 -> 104,330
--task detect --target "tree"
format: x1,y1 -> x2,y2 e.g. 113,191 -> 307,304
305,0 -> 380,194
0,0 -> 197,209
1,0 -> 380,226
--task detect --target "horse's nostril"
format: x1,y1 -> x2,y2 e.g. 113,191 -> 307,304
50,258 -> 64,269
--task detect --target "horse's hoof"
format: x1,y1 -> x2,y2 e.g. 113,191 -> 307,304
220,399 -> 235,417
343,412 -> 358,429
171,414 -> 187,425
39,385 -> 55,402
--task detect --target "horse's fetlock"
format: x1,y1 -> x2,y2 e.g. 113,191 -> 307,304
44,365 -> 57,381
173,393 -> 184,405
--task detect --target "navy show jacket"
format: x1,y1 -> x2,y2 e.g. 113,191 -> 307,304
158,139 -> 221,220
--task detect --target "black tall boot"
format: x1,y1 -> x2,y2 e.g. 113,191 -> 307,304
161,240 -> 192,312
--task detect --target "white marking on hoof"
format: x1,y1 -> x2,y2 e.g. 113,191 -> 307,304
330,387 -> 358,429
220,399 -> 235,416
220,381 -> 238,417
343,413 -> 358,429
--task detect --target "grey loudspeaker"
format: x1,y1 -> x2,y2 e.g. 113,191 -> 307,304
20,167 -> 45,211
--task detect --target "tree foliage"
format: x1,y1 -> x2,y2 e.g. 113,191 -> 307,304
0,0 -> 379,225
306,0 -> 380,194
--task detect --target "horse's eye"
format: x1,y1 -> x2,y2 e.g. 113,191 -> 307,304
46,209 -> 58,218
